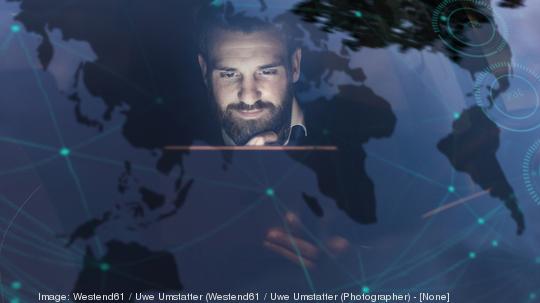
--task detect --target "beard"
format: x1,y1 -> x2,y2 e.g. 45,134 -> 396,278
213,88 -> 294,146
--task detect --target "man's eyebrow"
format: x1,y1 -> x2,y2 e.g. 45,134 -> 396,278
258,62 -> 283,69
214,66 -> 238,71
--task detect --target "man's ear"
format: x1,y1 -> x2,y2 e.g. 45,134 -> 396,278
291,48 -> 302,83
197,54 -> 208,86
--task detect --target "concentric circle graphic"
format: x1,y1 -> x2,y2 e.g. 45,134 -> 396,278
432,0 -> 508,58
523,140 -> 540,206
474,62 -> 540,132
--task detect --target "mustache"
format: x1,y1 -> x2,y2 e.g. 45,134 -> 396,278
226,100 -> 276,112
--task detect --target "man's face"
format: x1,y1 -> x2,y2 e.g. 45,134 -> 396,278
198,29 -> 301,145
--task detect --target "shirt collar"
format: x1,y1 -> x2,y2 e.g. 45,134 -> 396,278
283,98 -> 307,145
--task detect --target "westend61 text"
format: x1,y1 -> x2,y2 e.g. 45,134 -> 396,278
37,291 -> 451,302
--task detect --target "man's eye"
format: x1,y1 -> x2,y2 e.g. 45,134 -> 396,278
260,68 -> 278,75
220,71 -> 239,78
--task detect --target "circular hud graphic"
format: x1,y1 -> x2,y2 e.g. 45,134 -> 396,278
474,62 -> 540,132
432,0 -> 508,58
523,140 -> 540,206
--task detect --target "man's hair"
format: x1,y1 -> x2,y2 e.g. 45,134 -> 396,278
195,6 -> 297,62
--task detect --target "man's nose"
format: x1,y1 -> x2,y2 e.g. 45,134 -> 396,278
238,76 -> 261,105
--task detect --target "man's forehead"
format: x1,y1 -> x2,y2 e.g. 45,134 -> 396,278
209,29 -> 287,65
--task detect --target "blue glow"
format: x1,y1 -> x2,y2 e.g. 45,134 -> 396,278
10,24 -> 21,33
59,147 -> 71,157
10,281 -> 21,290
99,262 -> 110,272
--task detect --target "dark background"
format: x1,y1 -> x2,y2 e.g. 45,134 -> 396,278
0,0 -> 539,302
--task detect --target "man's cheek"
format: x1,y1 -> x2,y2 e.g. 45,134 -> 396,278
217,84 -> 237,100
213,90 -> 231,109
266,83 -> 287,103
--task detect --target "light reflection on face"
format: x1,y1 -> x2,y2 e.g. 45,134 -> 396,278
198,29 -> 300,145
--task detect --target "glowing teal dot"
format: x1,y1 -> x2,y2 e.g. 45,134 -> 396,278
211,0 -> 221,6
265,188 -> 275,197
354,10 -> 363,18
468,251 -> 477,259
530,292 -> 537,300
9,298 -> 19,303
10,281 -> 21,290
535,256 -> 540,264
448,185 -> 455,193
155,97 -> 164,104
477,217 -> 485,225
10,24 -> 21,33
322,129 -> 330,136
59,147 -> 70,157
440,16 -> 448,21
99,262 -> 110,272
491,240 -> 498,247
361,286 -> 370,294
453,112 -> 461,120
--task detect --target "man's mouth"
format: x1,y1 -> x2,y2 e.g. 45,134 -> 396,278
234,108 -> 266,119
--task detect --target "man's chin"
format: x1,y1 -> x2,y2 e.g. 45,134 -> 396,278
227,129 -> 271,145
222,110 -> 289,145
